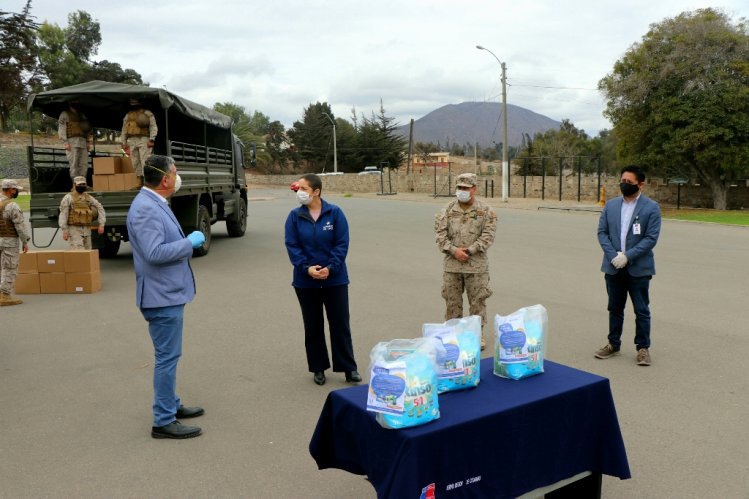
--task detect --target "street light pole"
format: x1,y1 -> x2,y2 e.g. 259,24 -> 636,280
321,112 -> 338,173
476,45 -> 509,202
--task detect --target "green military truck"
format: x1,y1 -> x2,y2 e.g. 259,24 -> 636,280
26,81 -> 253,257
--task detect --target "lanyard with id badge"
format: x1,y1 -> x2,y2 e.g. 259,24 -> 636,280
633,216 -> 641,235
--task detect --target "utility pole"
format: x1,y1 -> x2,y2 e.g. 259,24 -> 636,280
477,45 -> 509,202
321,112 -> 337,173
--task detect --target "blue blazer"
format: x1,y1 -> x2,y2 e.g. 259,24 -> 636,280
126,188 -> 196,308
597,194 -> 661,277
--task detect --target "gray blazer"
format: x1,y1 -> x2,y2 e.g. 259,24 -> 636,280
597,194 -> 661,277
126,188 -> 196,309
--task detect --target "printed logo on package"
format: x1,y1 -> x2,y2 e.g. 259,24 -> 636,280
494,305 -> 546,380
367,362 -> 407,415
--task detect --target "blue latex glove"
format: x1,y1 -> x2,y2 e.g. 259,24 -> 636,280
187,231 -> 205,248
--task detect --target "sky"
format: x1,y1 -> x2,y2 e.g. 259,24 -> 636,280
10,0 -> 749,137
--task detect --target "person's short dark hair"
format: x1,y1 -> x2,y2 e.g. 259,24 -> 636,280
144,155 -> 175,188
300,173 -> 322,193
621,165 -> 645,183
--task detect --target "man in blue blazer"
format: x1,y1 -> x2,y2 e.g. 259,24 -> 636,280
595,165 -> 661,366
127,155 -> 206,439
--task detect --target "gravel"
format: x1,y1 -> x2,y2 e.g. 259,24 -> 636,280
0,147 -> 30,180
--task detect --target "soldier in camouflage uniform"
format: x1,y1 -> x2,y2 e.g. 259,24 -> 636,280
58,100 -> 92,181
0,179 -> 31,306
121,98 -> 158,184
435,173 -> 497,349
58,176 -> 106,250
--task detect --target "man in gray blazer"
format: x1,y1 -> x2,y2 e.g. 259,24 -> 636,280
595,165 -> 661,366
127,155 -> 206,438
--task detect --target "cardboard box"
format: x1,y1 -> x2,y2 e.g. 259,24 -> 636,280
18,252 -> 37,273
93,174 -> 109,191
40,272 -> 66,294
36,251 -> 66,273
120,156 -> 134,173
117,173 -> 139,190
65,270 -> 102,294
107,174 -> 125,191
15,273 -> 40,294
93,156 -> 121,175
64,250 -> 100,273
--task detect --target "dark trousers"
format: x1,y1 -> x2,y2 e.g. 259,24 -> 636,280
294,285 -> 357,373
605,272 -> 652,350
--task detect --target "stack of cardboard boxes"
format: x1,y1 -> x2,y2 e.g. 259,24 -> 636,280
93,156 -> 138,191
15,250 -> 102,294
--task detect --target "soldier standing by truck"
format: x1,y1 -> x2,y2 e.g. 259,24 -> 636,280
58,99 -> 92,181
121,98 -> 158,186
0,180 -> 30,306
58,176 -> 106,250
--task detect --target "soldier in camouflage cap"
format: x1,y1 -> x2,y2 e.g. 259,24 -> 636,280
434,173 -> 497,349
121,98 -> 158,186
58,176 -> 106,250
0,179 -> 30,306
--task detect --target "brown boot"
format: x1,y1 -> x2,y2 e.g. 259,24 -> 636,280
0,292 -> 22,306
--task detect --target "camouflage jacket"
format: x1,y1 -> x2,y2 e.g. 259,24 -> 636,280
0,194 -> 30,247
435,198 -> 497,273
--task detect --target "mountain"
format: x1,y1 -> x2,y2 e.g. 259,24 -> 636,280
394,101 -> 561,149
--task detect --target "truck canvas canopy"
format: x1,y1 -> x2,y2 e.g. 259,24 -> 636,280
27,80 -> 232,131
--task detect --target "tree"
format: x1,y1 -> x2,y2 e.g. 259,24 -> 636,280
287,102 -> 334,172
36,10 -> 141,90
83,60 -> 142,84
599,8 -> 749,209
266,120 -> 289,172
360,100 -> 407,169
0,2 -> 40,132
212,102 -> 265,170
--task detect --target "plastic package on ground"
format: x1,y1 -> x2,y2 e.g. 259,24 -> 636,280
366,338 -> 445,429
422,315 -> 482,393
494,304 -> 547,380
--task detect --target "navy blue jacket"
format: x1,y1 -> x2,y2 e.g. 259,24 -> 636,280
285,199 -> 350,288
597,194 -> 661,277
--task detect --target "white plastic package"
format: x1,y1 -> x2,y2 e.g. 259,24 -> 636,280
493,304 -> 547,380
422,315 -> 481,393
366,338 -> 445,429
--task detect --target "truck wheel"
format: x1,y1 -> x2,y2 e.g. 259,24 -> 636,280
99,238 -> 121,258
193,205 -> 211,257
226,199 -> 247,237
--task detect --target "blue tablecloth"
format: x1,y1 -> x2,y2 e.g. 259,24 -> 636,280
309,358 -> 630,498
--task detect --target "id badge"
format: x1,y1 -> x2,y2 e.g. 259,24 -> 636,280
633,223 -> 641,235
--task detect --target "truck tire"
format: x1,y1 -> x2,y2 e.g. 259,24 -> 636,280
226,199 -> 247,237
99,238 -> 121,258
193,205 -> 211,257
92,230 -> 121,258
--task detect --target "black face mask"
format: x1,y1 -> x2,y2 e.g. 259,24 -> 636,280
620,182 -> 639,197
11,190 -> 19,199
75,186 -> 87,193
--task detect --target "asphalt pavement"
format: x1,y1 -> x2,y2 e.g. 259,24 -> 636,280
1,186 -> 747,498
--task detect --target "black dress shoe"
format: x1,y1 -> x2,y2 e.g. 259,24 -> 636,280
345,371 -> 362,383
176,405 -> 204,419
313,371 -> 326,385
151,421 -> 202,439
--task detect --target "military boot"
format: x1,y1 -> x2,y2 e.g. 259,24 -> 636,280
0,292 -> 22,306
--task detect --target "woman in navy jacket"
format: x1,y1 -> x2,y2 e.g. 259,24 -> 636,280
285,174 -> 360,386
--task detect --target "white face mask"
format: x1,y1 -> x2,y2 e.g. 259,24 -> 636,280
297,190 -> 312,205
173,174 -> 182,193
456,189 -> 471,203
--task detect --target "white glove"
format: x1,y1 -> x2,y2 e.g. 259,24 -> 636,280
611,252 -> 628,269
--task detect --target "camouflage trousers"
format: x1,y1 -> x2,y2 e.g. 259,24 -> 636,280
441,271 -> 492,332
127,136 -> 152,177
0,243 -> 20,294
66,226 -> 92,250
66,137 -> 88,179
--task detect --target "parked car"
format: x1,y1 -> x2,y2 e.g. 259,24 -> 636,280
358,166 -> 381,175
